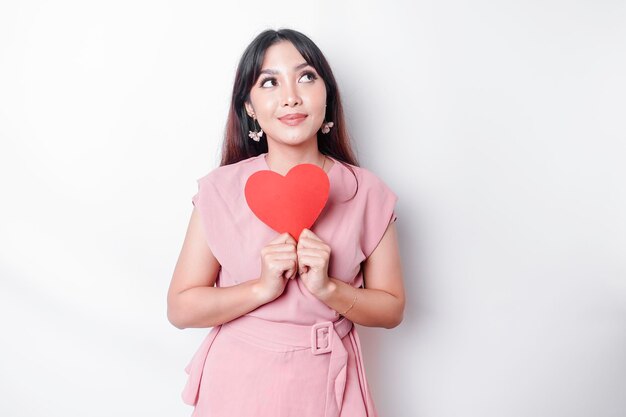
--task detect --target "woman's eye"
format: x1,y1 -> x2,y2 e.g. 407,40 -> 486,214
260,78 -> 276,88
300,71 -> 317,82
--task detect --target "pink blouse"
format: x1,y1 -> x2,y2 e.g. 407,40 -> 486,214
191,152 -> 398,325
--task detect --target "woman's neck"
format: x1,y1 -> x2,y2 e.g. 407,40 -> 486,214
265,146 -> 332,175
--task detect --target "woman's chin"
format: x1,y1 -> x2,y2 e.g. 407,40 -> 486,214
271,132 -> 317,145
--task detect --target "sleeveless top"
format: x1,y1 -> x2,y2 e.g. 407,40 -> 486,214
191,152 -> 398,325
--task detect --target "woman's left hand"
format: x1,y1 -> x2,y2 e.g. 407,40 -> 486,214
297,228 -> 332,298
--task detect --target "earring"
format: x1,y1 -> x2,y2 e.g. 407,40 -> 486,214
248,115 -> 264,142
321,121 -> 334,134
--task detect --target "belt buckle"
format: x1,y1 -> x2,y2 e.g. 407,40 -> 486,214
311,321 -> 333,355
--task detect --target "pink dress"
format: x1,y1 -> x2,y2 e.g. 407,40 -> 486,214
183,152 -> 398,417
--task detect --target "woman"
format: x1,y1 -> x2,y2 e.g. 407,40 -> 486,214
167,28 -> 405,417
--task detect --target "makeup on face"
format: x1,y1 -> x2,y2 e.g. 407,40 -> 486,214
247,41 -> 327,143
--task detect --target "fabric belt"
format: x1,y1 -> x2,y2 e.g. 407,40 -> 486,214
181,315 -> 373,417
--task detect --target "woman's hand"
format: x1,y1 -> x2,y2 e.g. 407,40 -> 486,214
297,228 -> 332,299
256,232 -> 298,303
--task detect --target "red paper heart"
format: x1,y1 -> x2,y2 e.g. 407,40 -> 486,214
244,163 -> 330,241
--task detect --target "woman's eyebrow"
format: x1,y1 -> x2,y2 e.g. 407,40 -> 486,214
259,62 -> 311,76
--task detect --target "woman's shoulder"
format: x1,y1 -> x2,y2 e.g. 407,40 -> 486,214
196,154 -> 264,186
335,159 -> 392,192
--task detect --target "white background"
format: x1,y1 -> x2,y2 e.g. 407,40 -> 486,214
1,1 -> 625,416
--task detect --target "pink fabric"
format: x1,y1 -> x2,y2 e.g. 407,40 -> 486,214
184,152 -> 398,416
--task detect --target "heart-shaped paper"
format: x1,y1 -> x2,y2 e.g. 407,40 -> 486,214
244,163 -> 330,241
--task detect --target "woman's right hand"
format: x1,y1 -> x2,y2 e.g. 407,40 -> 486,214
255,232 -> 298,303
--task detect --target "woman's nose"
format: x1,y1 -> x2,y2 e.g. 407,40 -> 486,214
281,81 -> 302,107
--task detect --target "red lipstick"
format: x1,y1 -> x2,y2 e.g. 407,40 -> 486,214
278,113 -> 307,126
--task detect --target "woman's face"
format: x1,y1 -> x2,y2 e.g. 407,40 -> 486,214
245,41 -> 327,147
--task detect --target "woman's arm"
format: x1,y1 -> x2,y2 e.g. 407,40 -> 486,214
167,207 -> 270,329
317,220 -> 405,329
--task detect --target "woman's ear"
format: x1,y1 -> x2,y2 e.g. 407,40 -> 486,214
244,101 -> 254,117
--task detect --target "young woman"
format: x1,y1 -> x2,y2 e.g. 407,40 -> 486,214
167,28 -> 405,417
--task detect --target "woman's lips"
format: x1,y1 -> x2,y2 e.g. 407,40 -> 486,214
278,114 -> 307,126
